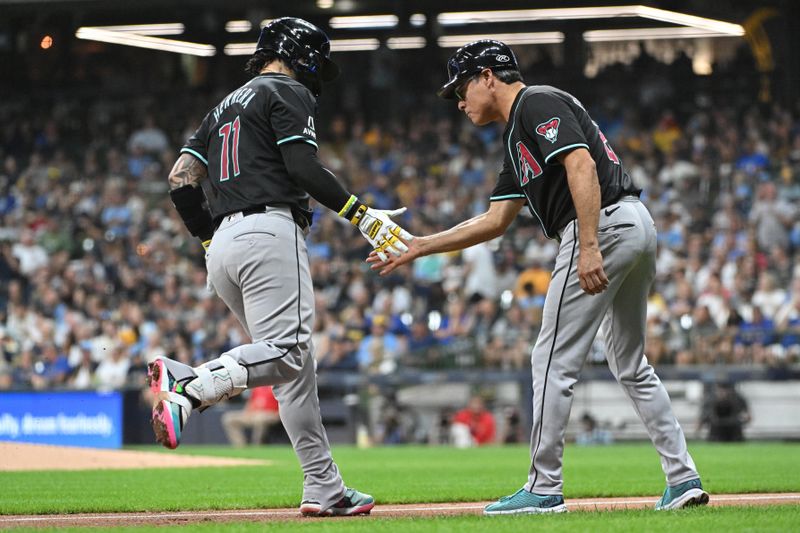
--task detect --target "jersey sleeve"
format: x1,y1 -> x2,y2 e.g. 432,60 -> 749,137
523,92 -> 589,165
489,157 -> 525,202
268,85 -> 319,150
180,113 -> 212,166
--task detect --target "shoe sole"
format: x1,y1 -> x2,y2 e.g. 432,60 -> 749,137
148,360 -> 181,449
484,503 -> 568,516
151,398 -> 180,449
147,359 -> 166,395
657,489 -> 710,510
299,502 -> 374,517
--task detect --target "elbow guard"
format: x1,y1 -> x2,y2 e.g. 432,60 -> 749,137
169,185 -> 215,242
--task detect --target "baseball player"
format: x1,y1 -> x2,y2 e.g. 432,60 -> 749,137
370,40 -> 709,514
151,17 -> 411,516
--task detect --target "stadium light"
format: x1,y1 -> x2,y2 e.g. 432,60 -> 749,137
438,32 -> 565,48
331,38 -> 381,51
75,27 -> 216,57
437,6 -> 743,37
90,23 -> 185,36
386,37 -> 427,50
410,14 -> 427,27
635,6 -> 743,35
225,20 -> 253,33
438,7 -> 630,25
584,27 -> 742,42
329,15 -> 399,29
224,38 -> 380,56
223,43 -> 256,56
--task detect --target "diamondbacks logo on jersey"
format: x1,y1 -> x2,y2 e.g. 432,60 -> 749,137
303,116 -> 317,139
516,141 -> 543,186
536,117 -> 561,144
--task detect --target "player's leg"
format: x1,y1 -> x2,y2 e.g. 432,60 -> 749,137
486,226 -> 608,514
274,343 -> 348,512
178,208 -> 314,413
147,215 -> 257,448
524,222 -> 616,495
602,200 -> 706,508
486,201 -> 647,515
217,209 -> 369,514
205,210 -> 311,390
242,219 -> 345,508
148,209 -> 304,448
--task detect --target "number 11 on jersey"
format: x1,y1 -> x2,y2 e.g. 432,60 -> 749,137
218,116 -> 241,181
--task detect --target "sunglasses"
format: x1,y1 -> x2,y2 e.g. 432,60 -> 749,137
454,78 -> 473,102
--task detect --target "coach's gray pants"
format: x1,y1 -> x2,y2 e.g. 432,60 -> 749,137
525,197 -> 698,494
166,207 -> 345,510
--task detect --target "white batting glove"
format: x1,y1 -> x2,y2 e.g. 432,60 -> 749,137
354,206 -> 413,262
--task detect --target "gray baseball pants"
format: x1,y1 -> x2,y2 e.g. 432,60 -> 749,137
525,196 -> 699,494
162,207 -> 345,509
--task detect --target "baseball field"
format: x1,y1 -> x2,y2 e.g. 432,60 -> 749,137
2,442 -> 799,531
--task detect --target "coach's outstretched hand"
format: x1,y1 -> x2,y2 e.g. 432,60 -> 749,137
367,233 -> 419,276
355,206 -> 414,262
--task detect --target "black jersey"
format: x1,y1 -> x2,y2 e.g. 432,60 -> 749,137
181,73 -> 318,224
490,85 -> 640,239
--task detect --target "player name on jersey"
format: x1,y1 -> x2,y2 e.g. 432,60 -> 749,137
213,88 -> 257,123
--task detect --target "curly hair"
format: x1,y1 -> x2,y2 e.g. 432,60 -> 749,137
244,50 -> 283,77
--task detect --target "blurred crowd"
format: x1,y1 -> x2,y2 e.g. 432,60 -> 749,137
1,87 -> 800,392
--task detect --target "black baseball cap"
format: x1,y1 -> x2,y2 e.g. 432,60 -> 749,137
255,17 -> 339,96
438,39 -> 519,99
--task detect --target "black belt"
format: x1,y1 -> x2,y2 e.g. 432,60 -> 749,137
214,206 -> 310,232
553,194 -> 639,242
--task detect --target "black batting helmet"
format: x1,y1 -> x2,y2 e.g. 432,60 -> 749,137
438,40 -> 518,99
255,17 -> 339,96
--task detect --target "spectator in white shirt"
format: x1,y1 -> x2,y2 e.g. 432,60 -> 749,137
752,271 -> 787,320
93,343 -> 130,391
11,229 -> 47,275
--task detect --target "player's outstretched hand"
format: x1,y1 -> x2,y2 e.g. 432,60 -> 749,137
367,234 -> 419,276
356,206 -> 414,262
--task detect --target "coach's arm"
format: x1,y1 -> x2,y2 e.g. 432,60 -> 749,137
369,198 -> 525,276
560,147 -> 608,295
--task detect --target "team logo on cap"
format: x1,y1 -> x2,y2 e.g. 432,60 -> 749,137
536,117 -> 561,144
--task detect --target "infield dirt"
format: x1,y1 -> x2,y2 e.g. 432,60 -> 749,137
0,494 -> 799,528
0,442 -> 270,471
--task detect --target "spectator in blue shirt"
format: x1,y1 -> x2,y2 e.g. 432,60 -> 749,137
357,315 -> 405,374
33,342 -> 70,389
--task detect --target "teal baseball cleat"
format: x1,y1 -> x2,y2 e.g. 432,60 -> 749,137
655,478 -> 710,510
300,488 -> 375,517
484,488 -> 568,515
147,357 -> 193,449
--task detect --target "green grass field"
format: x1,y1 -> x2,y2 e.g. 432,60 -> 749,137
4,442 -> 800,532
11,507 -> 800,533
